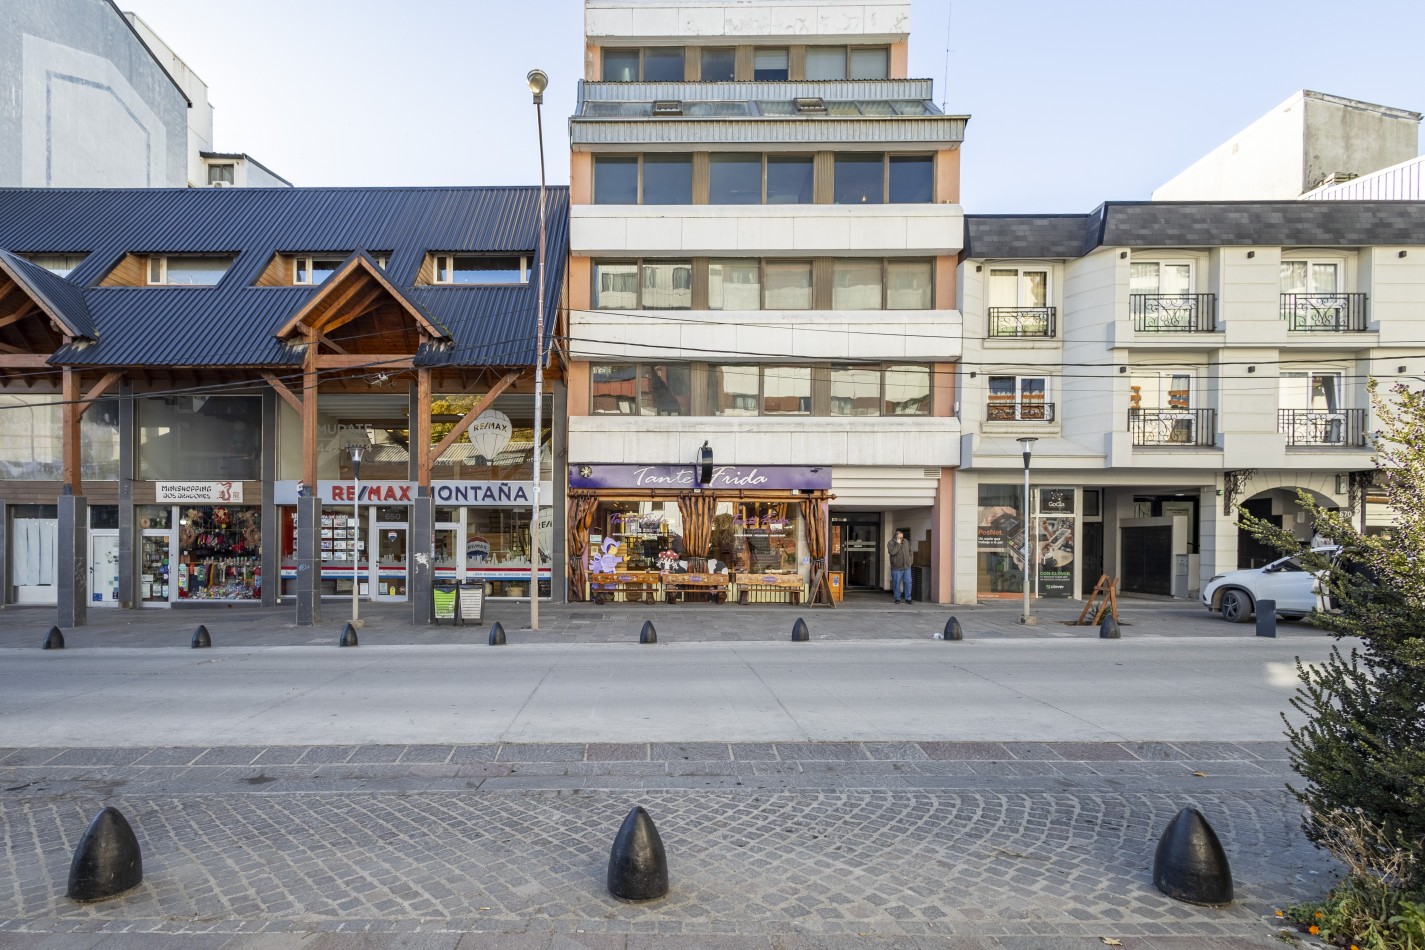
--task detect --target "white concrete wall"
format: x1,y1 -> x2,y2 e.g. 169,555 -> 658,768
125,13 -> 213,188
585,1 -> 911,42
1059,249 -> 1119,455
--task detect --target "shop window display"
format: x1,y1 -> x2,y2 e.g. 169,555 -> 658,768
976,484 -> 1026,595
711,501 -> 803,575
179,506 -> 261,600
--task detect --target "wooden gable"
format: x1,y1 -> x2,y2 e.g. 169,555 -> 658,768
276,254 -> 446,359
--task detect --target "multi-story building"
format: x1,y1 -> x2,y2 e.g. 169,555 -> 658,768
956,201 -> 1425,605
564,0 -> 967,604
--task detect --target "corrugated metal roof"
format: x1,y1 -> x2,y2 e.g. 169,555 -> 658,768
580,78 -> 937,103
0,187 -> 568,368
0,250 -> 99,340
571,116 -> 966,146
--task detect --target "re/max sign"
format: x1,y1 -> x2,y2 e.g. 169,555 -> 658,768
329,484 -> 412,502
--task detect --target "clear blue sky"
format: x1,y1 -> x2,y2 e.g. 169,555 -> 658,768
127,0 -> 1424,212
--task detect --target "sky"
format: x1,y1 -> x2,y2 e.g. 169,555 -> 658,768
125,0 -> 1425,213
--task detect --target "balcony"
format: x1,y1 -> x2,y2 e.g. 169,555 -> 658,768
1279,409 -> 1368,447
988,307 -> 1056,338
1128,408 -> 1216,447
1279,294 -> 1369,332
986,400 -> 1055,422
1130,294 -> 1217,332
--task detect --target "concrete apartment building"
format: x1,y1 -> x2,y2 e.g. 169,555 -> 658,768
562,0 -> 967,604
956,201 -> 1425,605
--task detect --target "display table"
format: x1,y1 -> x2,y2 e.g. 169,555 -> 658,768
661,572 -> 729,604
733,572 -> 804,605
588,571 -> 660,605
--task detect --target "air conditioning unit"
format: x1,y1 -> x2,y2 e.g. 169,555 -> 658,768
210,180 -> 233,188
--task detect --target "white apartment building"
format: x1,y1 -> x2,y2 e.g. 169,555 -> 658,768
956,201 -> 1425,605
565,0 -> 967,603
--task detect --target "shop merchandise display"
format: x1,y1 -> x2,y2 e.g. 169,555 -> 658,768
179,506 -> 261,600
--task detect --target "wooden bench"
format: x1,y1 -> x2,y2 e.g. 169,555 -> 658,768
588,572 -> 661,605
661,572 -> 729,604
733,572 -> 804,605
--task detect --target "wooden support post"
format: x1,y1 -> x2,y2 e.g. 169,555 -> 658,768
62,367 -> 82,495
429,371 -> 521,464
77,371 -> 123,418
302,331 -> 318,488
415,367 -> 432,485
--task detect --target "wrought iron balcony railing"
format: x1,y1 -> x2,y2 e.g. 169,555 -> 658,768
1278,409 -> 1367,447
1128,408 -> 1216,447
1130,293 -> 1217,332
988,307 -> 1056,338
986,400 -> 1055,422
1279,293 -> 1369,331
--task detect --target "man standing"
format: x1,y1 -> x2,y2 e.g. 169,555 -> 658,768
886,529 -> 913,604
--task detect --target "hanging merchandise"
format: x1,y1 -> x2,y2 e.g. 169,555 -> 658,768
178,505 -> 262,600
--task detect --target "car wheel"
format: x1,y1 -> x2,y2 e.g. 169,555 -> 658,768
1220,589 -> 1253,623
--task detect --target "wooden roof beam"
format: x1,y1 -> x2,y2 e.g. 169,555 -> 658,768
261,370 -> 304,414
0,302 -> 38,330
77,370 -> 123,418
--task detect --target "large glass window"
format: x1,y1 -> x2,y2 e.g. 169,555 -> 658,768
988,376 -> 1048,420
642,47 -> 685,81
708,260 -> 761,310
888,155 -> 934,203
640,364 -> 692,416
884,365 -> 931,415
700,47 -> 735,81
178,506 -> 261,601
710,366 -> 760,416
709,154 -> 762,204
82,398 -> 120,481
988,267 -> 1049,307
641,154 -> 693,204
754,48 -> 789,80
887,260 -> 933,310
137,395 -> 261,480
0,394 -> 60,479
592,364 -> 639,414
830,366 -> 879,416
150,256 -> 234,286
763,366 -> 811,414
641,261 -> 692,309
593,156 -> 639,204
832,259 -> 883,309
594,262 -> 639,309
764,261 -> 813,309
977,483 -> 1026,595
765,156 -> 814,204
602,49 -> 640,82
834,154 -> 884,204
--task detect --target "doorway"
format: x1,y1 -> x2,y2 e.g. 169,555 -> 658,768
140,532 -> 174,605
374,523 -> 408,600
1080,522 -> 1104,595
88,530 -> 120,607
1121,525 -> 1173,595
831,513 -> 881,589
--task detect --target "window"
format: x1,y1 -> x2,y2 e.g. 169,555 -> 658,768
708,260 -> 761,310
805,47 -> 846,80
147,255 -> 235,286
887,261 -> 933,310
764,261 -> 813,309
754,49 -> 789,80
592,364 -> 639,414
849,47 -> 890,79
1131,261 -> 1192,295
834,154 -> 884,204
137,395 -> 261,480
835,153 -> 935,204
989,267 -> 1049,308
884,365 -> 931,415
888,155 -> 933,203
987,376 -> 1049,421
1281,260 -> 1339,295
711,365 -> 759,416
434,255 -> 528,285
1280,372 -> 1342,412
641,261 -> 692,309
708,154 -> 762,204
832,260 -> 883,310
765,156 -> 814,204
641,154 -> 693,204
640,364 -> 692,416
1280,371 -> 1350,445
294,257 -> 347,285
700,48 -> 735,81
602,49 -> 641,81
593,156 -> 639,204
830,365 -> 879,416
207,163 -> 234,186
23,254 -> 86,276
594,262 -> 639,309
642,47 -> 685,81
763,366 -> 810,414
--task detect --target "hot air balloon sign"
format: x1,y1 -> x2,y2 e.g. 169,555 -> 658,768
468,410 -> 512,461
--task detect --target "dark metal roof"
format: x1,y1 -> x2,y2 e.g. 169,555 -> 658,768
0,187 -> 569,368
965,201 -> 1425,259
0,250 -> 98,340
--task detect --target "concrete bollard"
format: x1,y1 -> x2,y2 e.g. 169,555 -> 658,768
607,805 -> 669,902
1099,614 -> 1121,639
941,616 -> 963,641
43,626 -> 65,650
1153,807 -> 1233,906
791,617 -> 810,642
339,623 -> 358,647
191,625 -> 211,649
1255,600 -> 1277,638
639,620 -> 657,644
67,806 -> 143,902
488,621 -> 506,646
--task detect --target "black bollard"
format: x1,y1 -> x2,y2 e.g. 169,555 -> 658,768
639,620 -> 657,644
1153,807 -> 1233,906
43,626 -> 65,650
791,617 -> 810,642
67,806 -> 143,902
339,623 -> 358,647
1099,614 -> 1121,639
942,616 -> 963,641
1255,599 -> 1277,638
191,625 -> 211,649
607,805 -> 669,902
488,621 -> 506,646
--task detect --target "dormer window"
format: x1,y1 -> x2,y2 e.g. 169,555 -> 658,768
294,257 -> 347,285
433,255 -> 529,285
24,253 -> 87,276
207,163 -> 235,186
147,255 -> 235,286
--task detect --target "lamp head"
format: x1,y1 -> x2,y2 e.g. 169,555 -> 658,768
1016,436 -> 1037,470
527,69 -> 548,104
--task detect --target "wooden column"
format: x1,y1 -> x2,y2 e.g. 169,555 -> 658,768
302,331 -> 319,488
62,367 -> 82,495
415,367 -> 432,485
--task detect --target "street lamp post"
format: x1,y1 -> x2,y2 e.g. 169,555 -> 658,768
348,443 -> 364,627
1017,437 -> 1038,625
527,67 -> 549,631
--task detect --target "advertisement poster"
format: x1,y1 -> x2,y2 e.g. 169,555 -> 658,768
977,505 -> 1024,552
1036,516 -> 1076,597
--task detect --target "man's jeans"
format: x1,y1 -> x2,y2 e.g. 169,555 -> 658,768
891,568 -> 912,602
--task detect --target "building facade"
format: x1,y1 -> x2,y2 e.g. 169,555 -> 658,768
565,0 -> 967,604
0,186 -> 565,623
956,201 -> 1425,605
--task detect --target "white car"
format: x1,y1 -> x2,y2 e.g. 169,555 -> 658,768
1201,546 -> 1339,623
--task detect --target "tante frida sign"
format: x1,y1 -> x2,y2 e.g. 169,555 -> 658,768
569,464 -> 831,491
275,481 -> 554,505
156,481 -> 244,503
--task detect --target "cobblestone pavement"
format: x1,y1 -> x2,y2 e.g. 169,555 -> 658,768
0,742 -> 1331,948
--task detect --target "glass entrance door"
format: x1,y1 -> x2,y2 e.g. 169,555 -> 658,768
140,532 -> 174,606
374,525 -> 408,600
88,531 -> 120,607
831,513 -> 881,589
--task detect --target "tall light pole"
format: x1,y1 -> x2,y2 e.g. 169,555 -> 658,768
348,442 -> 364,627
527,67 -> 548,631
1017,437 -> 1037,625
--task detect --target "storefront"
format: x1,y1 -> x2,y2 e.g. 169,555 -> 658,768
567,464 -> 832,604
134,481 -> 261,605
975,483 -> 1079,600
